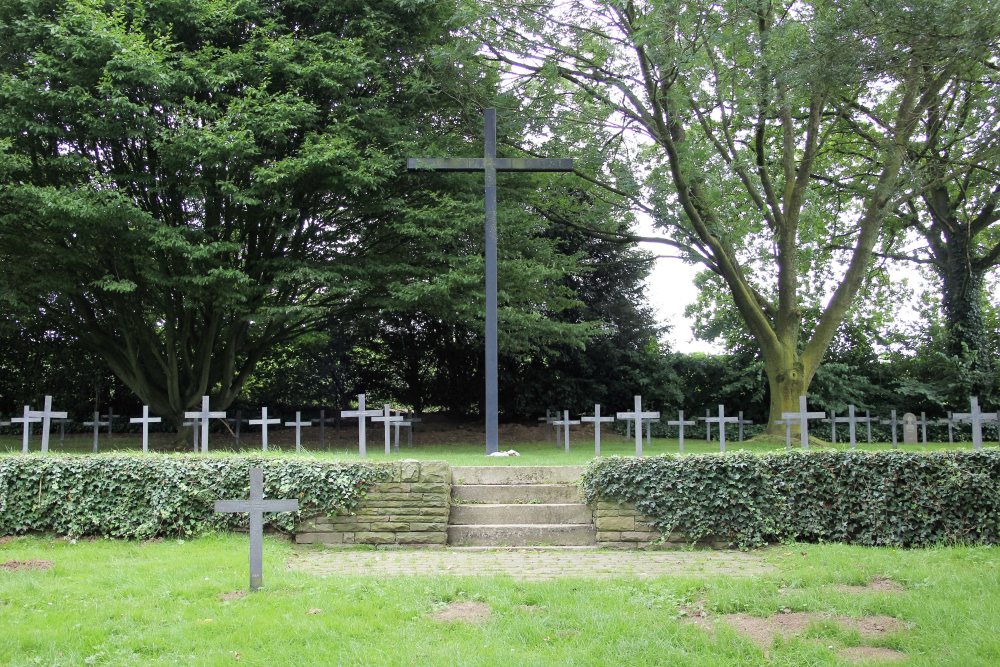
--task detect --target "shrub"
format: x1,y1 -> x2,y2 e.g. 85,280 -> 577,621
0,455 -> 390,539
581,451 -> 1000,549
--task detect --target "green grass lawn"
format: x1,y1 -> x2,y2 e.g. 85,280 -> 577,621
1,535 -> 997,666
1,432 -> 996,465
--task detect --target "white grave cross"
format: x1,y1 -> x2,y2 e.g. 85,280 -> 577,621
250,407 -> 282,451
953,396 -> 998,451
341,393 -> 383,457
580,404 -> 615,456
284,411 -> 311,452
781,396 -> 826,450
129,405 -> 161,453
833,404 -> 866,449
12,405 -> 42,454
183,396 -> 226,453
28,396 -> 68,453
667,410 -> 697,453
83,411 -> 109,452
616,395 -> 659,457
552,410 -> 581,453
701,405 -> 739,452
371,404 -> 403,455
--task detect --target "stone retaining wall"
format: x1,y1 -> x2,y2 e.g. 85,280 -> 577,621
593,500 -> 726,549
296,460 -> 450,547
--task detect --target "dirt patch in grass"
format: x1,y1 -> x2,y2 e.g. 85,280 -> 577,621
219,591 -> 245,602
682,609 -> 907,648
430,601 -> 491,624
0,536 -> 20,546
837,646 -> 907,663
0,559 -> 53,572
834,577 -> 905,594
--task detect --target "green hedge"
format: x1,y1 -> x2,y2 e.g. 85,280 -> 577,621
582,451 -> 1000,549
0,455 -> 390,539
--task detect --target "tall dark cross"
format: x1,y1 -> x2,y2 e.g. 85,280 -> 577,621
408,109 -> 574,453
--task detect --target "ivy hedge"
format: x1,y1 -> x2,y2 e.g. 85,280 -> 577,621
0,455 -> 390,539
582,450 -> 1000,549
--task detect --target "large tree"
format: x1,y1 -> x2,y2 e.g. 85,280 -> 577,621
473,0 -> 999,429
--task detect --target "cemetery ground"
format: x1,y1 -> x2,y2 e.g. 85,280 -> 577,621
1,535 -> 998,666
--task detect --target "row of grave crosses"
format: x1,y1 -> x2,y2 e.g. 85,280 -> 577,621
7,394 -> 421,455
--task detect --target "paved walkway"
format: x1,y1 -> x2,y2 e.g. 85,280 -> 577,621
287,548 -> 771,580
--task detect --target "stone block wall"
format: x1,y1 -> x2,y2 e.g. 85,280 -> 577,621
593,500 -> 728,549
296,460 -> 450,547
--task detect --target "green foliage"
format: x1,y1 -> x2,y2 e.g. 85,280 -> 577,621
582,451 -> 1000,550
0,455 -> 389,539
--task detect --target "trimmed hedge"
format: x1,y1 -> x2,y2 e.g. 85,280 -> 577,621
0,455 -> 390,539
582,451 -> 1000,549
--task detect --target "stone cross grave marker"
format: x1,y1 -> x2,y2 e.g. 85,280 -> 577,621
580,404 -> 615,456
129,406 -> 161,453
775,419 -> 792,451
184,396 -> 226,453
552,410 -> 581,453
704,408 -> 712,442
372,405 -> 403,456
902,413 -> 918,444
284,412 -> 311,453
53,417 -> 68,449
826,412 -> 839,444
701,405 -> 739,452
12,405 -> 41,454
250,407 -> 282,452
341,393 -> 382,458
833,405 -> 865,449
83,411 -> 109,452
781,396 -> 826,450
937,413 -> 954,444
408,109 -> 573,454
953,396 -> 998,450
406,415 -> 423,447
214,467 -> 299,592
182,419 -> 199,451
737,411 -> 753,442
228,411 -> 251,448
865,409 -> 873,444
880,410 -> 899,448
101,407 -> 115,438
391,411 -> 412,454
918,411 -> 929,445
616,396 -> 660,457
538,410 -> 559,444
28,396 -> 68,453
667,411 -> 697,454
312,410 -> 337,450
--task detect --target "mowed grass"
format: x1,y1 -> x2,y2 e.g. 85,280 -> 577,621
1,432 -> 997,465
1,535 -> 998,666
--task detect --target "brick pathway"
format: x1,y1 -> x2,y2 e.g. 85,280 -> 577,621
287,548 -> 771,580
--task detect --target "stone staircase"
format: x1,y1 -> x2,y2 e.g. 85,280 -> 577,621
448,466 -> 596,547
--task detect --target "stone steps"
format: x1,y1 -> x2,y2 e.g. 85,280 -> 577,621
450,503 -> 593,525
453,483 -> 582,504
447,523 -> 597,547
447,466 -> 595,547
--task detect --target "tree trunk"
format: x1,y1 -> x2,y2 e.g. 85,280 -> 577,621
763,347 -> 810,436
939,237 -> 992,398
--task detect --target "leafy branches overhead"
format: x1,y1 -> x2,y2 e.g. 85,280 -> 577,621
472,0 -> 1000,428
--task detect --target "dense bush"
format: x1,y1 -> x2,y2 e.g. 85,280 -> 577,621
0,455 -> 390,539
582,451 -> 1000,549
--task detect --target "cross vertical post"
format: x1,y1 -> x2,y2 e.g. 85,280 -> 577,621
407,109 -> 573,454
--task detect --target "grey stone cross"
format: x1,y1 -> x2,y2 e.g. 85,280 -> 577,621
408,108 -> 573,454
341,393 -> 382,457
250,407 -> 282,452
937,412 -> 954,444
182,419 -> 200,451
552,410 -> 581,453
580,404 -> 615,456
616,395 -> 660,457
214,468 -> 299,592
28,396 -> 68,453
284,412 -> 311,452
101,407 -> 115,437
701,405 -> 739,452
737,411 -> 753,442
371,404 -> 403,455
538,410 -> 559,445
184,396 -> 226,453
781,396 -> 826,450
703,408 -> 712,442
775,419 -> 792,451
129,406 -> 161,453
667,410 -> 697,453
83,411 -> 109,452
227,411 -> 251,448
12,405 -> 41,454
391,411 -> 412,454
953,396 -> 998,450
312,409 -> 337,450
833,405 -> 867,449
918,411 -> 929,445
880,410 -> 899,448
